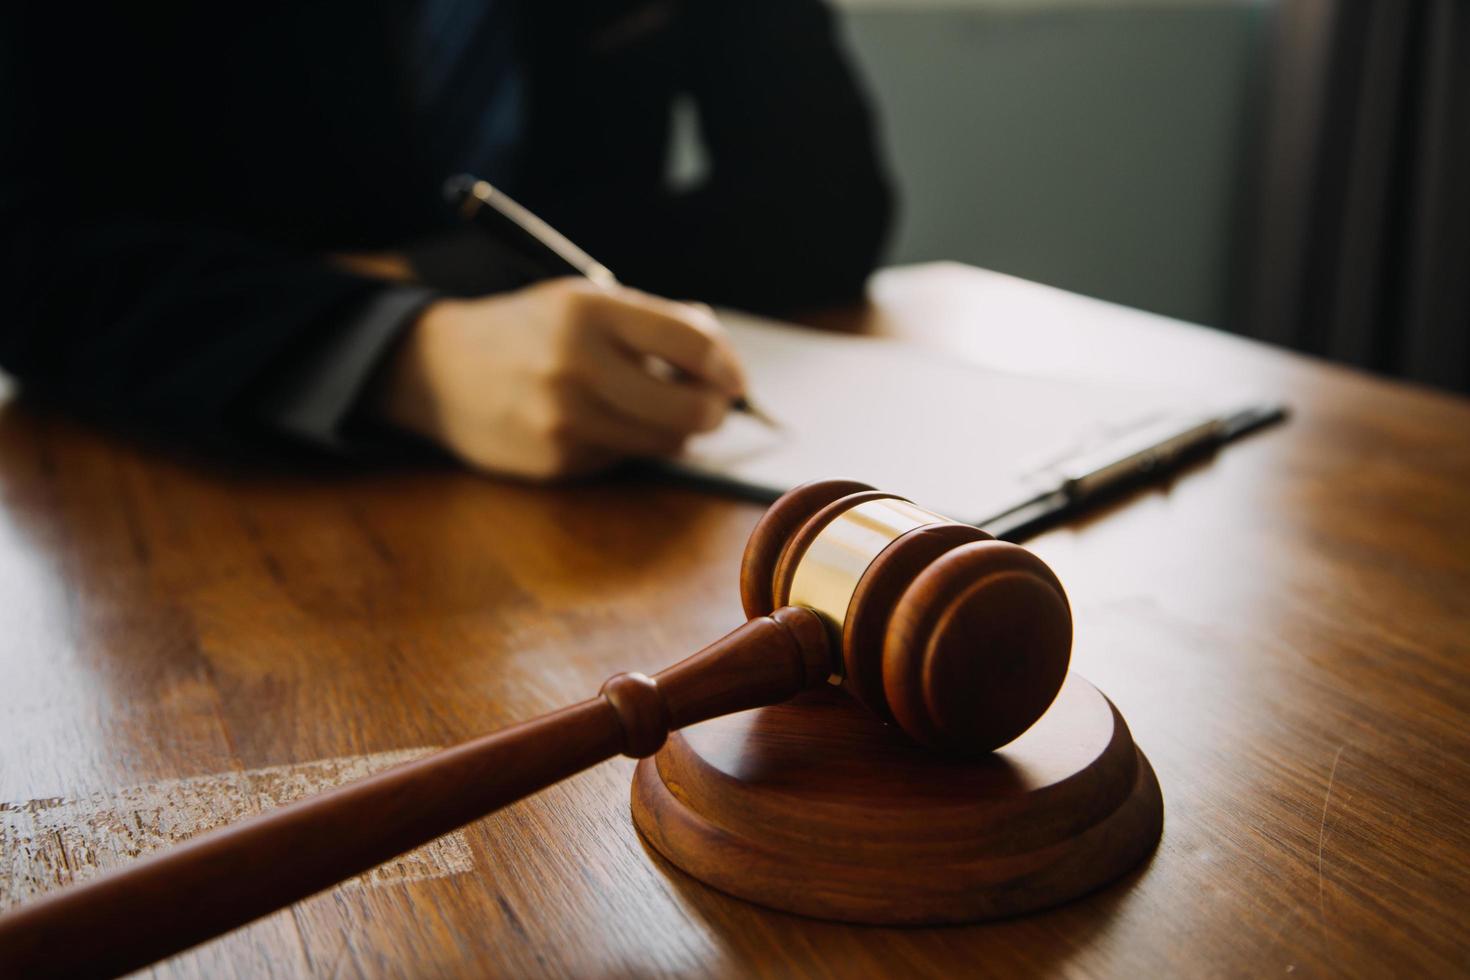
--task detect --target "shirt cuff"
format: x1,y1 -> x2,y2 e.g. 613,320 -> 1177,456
255,285 -> 438,452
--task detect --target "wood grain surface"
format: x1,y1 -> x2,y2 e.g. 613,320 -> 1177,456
632,675 -> 1163,924
0,605 -> 831,978
1,262 -> 1468,977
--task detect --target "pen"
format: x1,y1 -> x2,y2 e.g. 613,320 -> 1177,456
444,174 -> 779,429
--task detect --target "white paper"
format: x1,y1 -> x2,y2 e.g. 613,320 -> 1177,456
672,311 -> 1210,524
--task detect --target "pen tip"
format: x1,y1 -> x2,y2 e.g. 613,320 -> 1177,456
733,396 -> 781,430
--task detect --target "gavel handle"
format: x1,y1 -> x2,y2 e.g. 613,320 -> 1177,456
0,608 -> 830,979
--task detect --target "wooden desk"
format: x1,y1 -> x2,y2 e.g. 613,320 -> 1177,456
1,263 -> 1466,977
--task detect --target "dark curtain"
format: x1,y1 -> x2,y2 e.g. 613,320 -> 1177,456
1236,0 -> 1470,392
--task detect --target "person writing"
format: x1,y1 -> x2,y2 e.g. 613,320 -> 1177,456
0,1 -> 892,479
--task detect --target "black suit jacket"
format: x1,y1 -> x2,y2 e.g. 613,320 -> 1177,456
0,1 -> 892,445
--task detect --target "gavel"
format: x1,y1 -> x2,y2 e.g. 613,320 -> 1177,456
0,480 -> 1072,978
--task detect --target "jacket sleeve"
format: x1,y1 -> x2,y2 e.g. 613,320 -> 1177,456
0,206 -> 423,449
0,3 -> 470,452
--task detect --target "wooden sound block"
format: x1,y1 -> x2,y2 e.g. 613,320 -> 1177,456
631,674 -> 1162,924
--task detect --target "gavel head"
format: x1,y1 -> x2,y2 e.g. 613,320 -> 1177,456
741,480 -> 1072,755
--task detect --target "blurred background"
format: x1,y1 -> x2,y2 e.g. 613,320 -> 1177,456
841,0 -> 1258,331
682,0 -> 1468,393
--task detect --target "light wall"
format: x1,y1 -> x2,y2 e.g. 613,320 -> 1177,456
834,0 -> 1269,328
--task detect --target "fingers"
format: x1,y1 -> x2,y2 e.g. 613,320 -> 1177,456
578,285 -> 746,398
576,329 -> 730,436
541,381 -> 690,458
379,281 -> 739,483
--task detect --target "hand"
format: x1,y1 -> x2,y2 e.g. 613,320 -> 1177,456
373,278 -> 746,480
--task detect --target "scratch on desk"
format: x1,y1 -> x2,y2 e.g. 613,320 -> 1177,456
0,748 -> 474,910
1316,742 -> 1349,924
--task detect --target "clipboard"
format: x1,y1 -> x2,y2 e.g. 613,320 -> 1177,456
663,311 -> 1286,538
